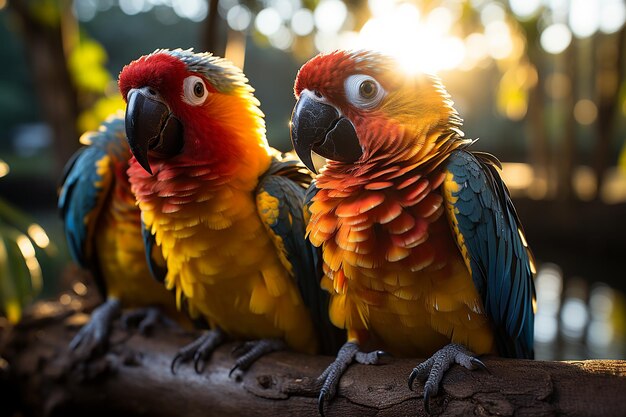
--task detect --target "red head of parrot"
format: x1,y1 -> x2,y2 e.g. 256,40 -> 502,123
290,50 -> 464,174
118,49 -> 265,175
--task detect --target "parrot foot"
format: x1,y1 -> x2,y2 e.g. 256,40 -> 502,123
171,328 -> 226,375
317,341 -> 385,417
229,338 -> 286,377
408,343 -> 487,414
121,307 -> 181,336
68,298 -> 121,361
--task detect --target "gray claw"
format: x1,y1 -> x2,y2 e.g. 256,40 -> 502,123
408,367 -> 418,390
170,328 -> 225,375
470,357 -> 489,373
316,342 -> 382,416
171,353 -> 184,375
318,389 -> 328,417
69,298 -> 121,360
424,386 -> 431,414
408,343 -> 484,414
230,338 -> 285,376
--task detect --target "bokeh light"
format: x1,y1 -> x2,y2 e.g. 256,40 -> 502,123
171,0 -> 207,22
561,297 -> 589,340
269,25 -> 294,50
534,264 -> 563,344
27,224 -> 50,249
0,160 -> 9,178
509,0 -> 542,20
344,2 -> 475,74
485,21 -> 513,60
273,0 -> 296,20
540,23 -> 572,55
560,277 -> 590,342
256,7 -> 282,37
291,8 -> 315,36
587,284 -> 617,351
74,0 -> 98,21
480,2 -> 506,26
569,0 -> 600,38
367,0 -> 394,17
227,5 -> 252,32
600,0 -> 626,34
574,99 -> 598,125
119,0 -> 151,16
314,0 -> 347,33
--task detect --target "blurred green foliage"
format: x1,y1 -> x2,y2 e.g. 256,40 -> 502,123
0,166 -> 52,322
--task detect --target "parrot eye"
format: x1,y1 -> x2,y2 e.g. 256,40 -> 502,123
183,75 -> 209,106
359,80 -> 377,99
193,82 -> 204,97
344,74 -> 385,109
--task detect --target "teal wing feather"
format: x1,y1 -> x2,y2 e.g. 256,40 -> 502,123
142,219 -> 168,283
444,149 -> 535,359
257,158 -> 343,355
58,116 -> 128,296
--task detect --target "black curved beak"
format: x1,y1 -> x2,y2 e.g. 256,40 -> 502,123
125,87 -> 184,175
290,90 -> 362,173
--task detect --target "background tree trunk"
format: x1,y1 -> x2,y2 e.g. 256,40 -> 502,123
2,299 -> 626,417
201,0 -> 226,57
7,0 -> 81,176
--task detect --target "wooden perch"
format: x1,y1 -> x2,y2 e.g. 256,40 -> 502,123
3,299 -> 626,417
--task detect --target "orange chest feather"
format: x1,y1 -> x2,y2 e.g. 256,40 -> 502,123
309,170 -> 493,356
308,170 -> 451,276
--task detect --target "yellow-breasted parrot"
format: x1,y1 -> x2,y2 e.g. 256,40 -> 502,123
290,50 -> 536,414
118,49 -> 341,372
59,114 -> 185,360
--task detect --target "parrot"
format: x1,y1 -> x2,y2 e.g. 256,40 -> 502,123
117,49 -> 341,373
289,50 -> 536,414
58,114 -> 186,361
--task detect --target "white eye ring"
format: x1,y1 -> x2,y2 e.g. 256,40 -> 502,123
182,75 -> 208,106
344,74 -> 385,109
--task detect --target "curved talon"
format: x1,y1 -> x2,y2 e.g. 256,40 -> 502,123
318,389 -> 328,417
423,386 -> 431,414
470,357 -> 488,373
229,364 -> 240,378
408,368 -> 418,390
193,353 -> 207,374
171,353 -> 184,375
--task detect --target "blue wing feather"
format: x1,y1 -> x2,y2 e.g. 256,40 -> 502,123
257,160 -> 343,356
58,117 -> 129,296
445,149 -> 535,359
142,219 -> 168,283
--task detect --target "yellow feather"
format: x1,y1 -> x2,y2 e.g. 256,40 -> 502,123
262,264 -> 289,297
249,281 -> 274,315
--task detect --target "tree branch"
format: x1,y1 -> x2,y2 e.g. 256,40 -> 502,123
4,299 -> 626,417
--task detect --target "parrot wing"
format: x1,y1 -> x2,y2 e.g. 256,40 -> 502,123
58,118 -> 127,296
442,149 -> 536,359
256,160 -> 343,355
141,220 -> 168,283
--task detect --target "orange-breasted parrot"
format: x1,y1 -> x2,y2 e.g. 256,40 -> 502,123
290,50 -> 536,414
59,114 -> 185,360
118,49 -> 341,372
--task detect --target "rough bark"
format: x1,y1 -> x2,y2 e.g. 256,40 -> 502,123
3,299 -> 626,417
